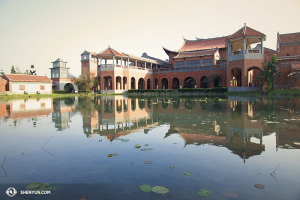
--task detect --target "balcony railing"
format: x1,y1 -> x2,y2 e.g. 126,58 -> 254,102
228,49 -> 263,61
98,64 -> 153,72
152,64 -> 227,73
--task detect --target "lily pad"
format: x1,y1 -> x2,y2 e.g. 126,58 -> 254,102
134,144 -> 141,148
144,161 -> 152,164
53,186 -> 58,190
198,189 -> 211,196
146,148 -> 153,151
40,183 -> 51,187
121,139 -> 129,142
46,186 -> 53,191
254,184 -> 265,189
113,153 -> 118,156
152,186 -> 169,194
140,184 -> 152,192
170,166 -> 174,169
141,149 -> 146,151
184,172 -> 192,176
108,154 -> 113,157
27,182 -> 41,190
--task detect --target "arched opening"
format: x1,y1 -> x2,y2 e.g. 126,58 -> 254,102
104,99 -> 113,113
172,78 -> 179,89
138,78 -> 144,89
64,97 -> 75,106
201,76 -> 208,88
123,99 -> 128,112
155,79 -> 158,89
116,76 -> 122,90
104,76 -> 112,90
131,77 -> 135,89
139,99 -> 145,109
184,100 -> 196,110
162,98 -> 169,109
64,83 -> 74,92
147,78 -> 151,89
123,77 -> 127,90
131,99 -> 136,111
231,68 -> 242,87
214,76 -> 222,87
116,100 -> 122,113
161,78 -> 168,89
184,77 -> 196,88
247,67 -> 261,86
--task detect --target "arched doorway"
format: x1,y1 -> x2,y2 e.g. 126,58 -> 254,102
184,77 -> 196,88
64,83 -> 74,92
131,77 -> 135,89
247,67 -> 261,86
201,76 -> 208,88
231,68 -> 242,87
116,76 -> 122,90
161,78 -> 168,89
155,79 -> 158,89
214,76 -> 222,87
147,79 -> 151,89
104,76 -> 112,90
172,78 -> 179,89
123,77 -> 127,90
138,78 -> 144,89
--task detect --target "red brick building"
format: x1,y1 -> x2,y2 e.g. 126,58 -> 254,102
81,24 -> 300,93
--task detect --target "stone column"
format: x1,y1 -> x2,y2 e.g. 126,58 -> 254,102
121,58 -> 123,68
135,60 -> 137,68
151,63 -> 153,71
145,62 -> 147,69
113,56 -> 115,66
127,58 -> 129,68
100,56 -> 102,67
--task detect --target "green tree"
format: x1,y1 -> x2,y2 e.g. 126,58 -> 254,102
30,65 -> 36,75
71,69 -> 95,92
0,69 -> 4,77
254,54 -> 282,90
11,66 -> 16,74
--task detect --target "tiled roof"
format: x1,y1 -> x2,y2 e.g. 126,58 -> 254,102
292,62 -> 300,70
178,37 -> 227,51
174,49 -> 216,59
141,53 -> 170,65
52,58 -> 65,63
98,46 -> 127,57
228,24 -> 265,40
123,53 -> 160,64
279,32 -> 300,43
3,74 -> 52,83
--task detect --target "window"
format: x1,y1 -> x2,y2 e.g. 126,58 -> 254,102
19,85 -> 25,90
202,59 -> 213,66
40,85 -> 45,90
186,60 -> 200,67
41,103 -> 45,108
175,61 -> 184,68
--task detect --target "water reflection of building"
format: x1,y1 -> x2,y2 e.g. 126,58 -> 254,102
1,98 -> 53,120
52,97 -> 78,131
80,96 -> 159,140
227,98 -> 265,162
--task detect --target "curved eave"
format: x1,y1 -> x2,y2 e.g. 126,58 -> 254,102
162,46 -> 177,56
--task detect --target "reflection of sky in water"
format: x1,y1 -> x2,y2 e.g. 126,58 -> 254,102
0,97 -> 300,199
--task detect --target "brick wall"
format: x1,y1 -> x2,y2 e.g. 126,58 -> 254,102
0,78 -> 7,93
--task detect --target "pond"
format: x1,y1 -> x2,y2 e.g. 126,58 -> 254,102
0,96 -> 300,199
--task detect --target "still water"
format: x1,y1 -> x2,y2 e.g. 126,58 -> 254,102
0,96 -> 300,199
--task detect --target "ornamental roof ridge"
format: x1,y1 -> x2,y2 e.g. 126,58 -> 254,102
228,24 -> 265,40
141,53 -> 170,64
52,58 -> 66,63
195,35 -> 230,41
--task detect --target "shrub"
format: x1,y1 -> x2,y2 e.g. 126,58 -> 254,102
53,90 -> 69,94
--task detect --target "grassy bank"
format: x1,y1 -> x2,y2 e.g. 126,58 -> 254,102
224,89 -> 300,98
0,92 -> 121,101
